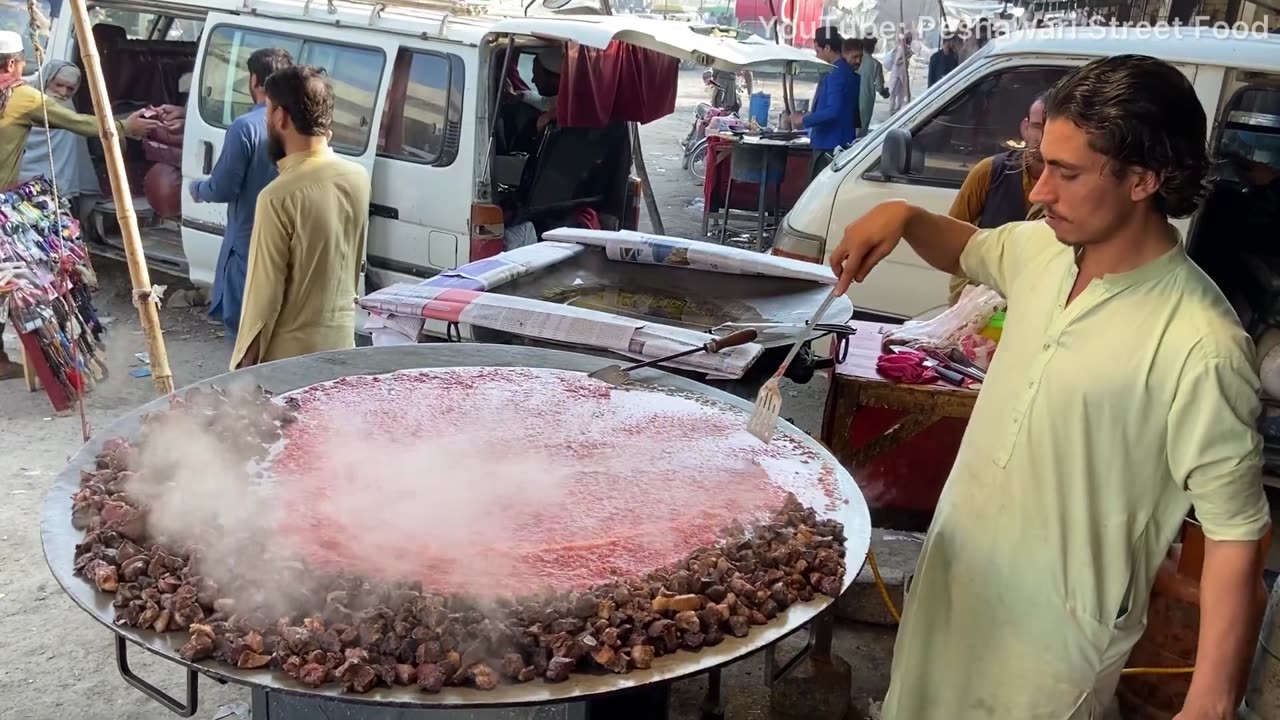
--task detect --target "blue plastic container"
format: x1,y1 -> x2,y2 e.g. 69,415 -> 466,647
749,92 -> 771,127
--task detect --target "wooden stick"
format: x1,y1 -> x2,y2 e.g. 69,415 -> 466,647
68,0 -> 174,395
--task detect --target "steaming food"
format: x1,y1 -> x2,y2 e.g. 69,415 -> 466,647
68,374 -> 848,694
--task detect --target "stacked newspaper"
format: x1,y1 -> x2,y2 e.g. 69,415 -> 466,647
542,228 -> 837,285
359,283 -> 763,378
358,230 -> 843,379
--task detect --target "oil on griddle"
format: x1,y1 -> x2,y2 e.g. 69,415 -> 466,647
68,370 -> 847,695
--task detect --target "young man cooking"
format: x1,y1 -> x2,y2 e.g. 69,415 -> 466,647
231,66 -> 369,370
0,30 -> 156,381
830,55 -> 1269,719
946,93 -> 1047,304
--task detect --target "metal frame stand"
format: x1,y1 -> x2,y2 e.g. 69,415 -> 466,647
765,609 -> 835,686
246,686 -> 673,720
716,144 -> 788,251
110,610 -> 835,720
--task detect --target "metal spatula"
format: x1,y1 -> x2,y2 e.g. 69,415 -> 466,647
747,288 -> 840,443
588,329 -> 759,386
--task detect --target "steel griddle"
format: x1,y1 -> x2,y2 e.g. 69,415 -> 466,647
41,344 -> 870,717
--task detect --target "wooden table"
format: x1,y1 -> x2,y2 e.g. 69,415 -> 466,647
820,320 -> 979,529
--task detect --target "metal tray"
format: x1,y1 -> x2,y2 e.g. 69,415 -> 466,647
42,344 -> 870,710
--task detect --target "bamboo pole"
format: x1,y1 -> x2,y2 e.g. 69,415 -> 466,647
69,0 -> 174,395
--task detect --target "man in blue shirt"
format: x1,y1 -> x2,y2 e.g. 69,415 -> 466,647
928,33 -> 960,87
190,47 -> 293,345
790,27 -> 859,180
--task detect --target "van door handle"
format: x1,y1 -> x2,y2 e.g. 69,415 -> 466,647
202,141 -> 213,174
370,203 -> 399,220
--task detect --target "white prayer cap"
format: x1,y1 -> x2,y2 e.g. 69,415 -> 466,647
0,31 -> 24,56
535,45 -> 563,74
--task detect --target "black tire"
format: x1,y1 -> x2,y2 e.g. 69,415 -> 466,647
688,141 -> 708,181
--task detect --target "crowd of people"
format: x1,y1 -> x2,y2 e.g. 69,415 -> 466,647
0,29 -> 370,380
788,20 -> 999,177
189,53 -> 369,371
787,28 -> 888,178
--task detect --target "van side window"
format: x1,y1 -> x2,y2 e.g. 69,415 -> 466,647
90,8 -> 162,39
903,66 -> 1068,187
378,49 -> 464,167
198,25 -> 385,155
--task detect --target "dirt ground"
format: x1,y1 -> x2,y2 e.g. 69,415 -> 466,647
0,71 -> 900,719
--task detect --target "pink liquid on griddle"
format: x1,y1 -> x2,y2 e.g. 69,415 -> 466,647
271,368 -> 840,597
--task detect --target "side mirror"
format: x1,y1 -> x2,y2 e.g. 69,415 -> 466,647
880,128 -> 913,178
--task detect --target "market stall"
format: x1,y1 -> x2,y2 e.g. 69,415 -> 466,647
821,321 -> 976,529
821,288 -> 1003,528
701,132 -> 816,249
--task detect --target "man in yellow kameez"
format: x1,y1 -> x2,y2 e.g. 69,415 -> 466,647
0,30 -> 156,380
231,65 -> 369,370
831,56 -> 1269,719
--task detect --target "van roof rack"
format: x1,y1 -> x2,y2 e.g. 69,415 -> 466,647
235,0 -> 500,42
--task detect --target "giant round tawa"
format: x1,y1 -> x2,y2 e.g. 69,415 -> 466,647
42,345 -> 870,709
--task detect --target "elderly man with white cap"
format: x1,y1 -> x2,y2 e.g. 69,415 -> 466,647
0,30 -> 158,381
0,31 -> 157,190
511,44 -> 563,132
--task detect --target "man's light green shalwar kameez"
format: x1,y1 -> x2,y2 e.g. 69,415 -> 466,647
883,221 -> 1270,719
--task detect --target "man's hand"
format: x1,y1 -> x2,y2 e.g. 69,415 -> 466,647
789,112 -> 806,129
1174,536 -> 1267,720
121,109 -> 161,138
236,334 -> 262,370
188,181 -> 202,203
500,79 -> 519,105
536,106 -> 558,132
830,200 -> 913,295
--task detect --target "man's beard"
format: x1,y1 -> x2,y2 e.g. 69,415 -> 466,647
267,130 -> 285,164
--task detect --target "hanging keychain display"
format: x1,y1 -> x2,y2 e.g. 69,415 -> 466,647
0,176 -> 107,411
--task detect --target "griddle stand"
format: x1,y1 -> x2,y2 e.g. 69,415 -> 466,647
47,346 -> 867,720
112,613 -> 836,720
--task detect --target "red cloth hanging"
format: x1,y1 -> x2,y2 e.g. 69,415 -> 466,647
506,59 -> 529,93
557,41 -> 678,128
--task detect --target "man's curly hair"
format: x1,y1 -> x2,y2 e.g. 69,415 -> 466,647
1042,54 -> 1210,218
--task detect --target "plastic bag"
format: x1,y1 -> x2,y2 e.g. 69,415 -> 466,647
884,284 -> 1005,353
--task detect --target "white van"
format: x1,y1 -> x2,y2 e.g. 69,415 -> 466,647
30,0 -> 823,303
773,27 -> 1280,322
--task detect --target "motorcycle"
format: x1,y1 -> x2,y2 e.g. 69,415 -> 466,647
681,71 -> 746,181
680,101 -> 715,181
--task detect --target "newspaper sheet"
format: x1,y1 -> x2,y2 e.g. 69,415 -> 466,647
542,228 -> 837,285
419,242 -> 583,292
358,284 -> 762,378
360,284 -> 644,352
623,324 -> 763,379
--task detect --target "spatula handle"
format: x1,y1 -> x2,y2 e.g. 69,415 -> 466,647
772,288 -> 840,381
704,328 -> 758,353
